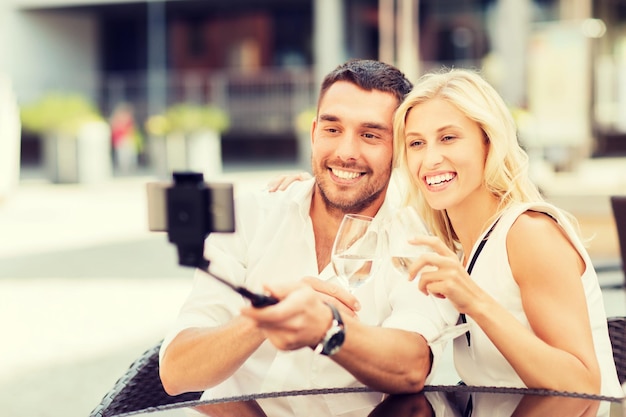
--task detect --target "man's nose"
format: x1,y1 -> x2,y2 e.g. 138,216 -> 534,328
335,133 -> 361,161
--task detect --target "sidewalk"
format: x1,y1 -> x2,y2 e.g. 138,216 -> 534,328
0,160 -> 624,417
0,167 -> 300,259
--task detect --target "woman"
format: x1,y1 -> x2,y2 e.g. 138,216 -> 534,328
393,68 -> 621,396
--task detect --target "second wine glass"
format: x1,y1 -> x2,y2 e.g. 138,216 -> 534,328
331,214 -> 379,292
386,206 -> 431,277
385,206 -> 471,344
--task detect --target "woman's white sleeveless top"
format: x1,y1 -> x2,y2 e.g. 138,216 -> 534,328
453,202 -> 622,397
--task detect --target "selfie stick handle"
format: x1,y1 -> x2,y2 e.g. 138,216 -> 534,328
196,258 -> 279,308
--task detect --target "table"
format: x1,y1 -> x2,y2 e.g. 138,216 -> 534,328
122,385 -> 623,416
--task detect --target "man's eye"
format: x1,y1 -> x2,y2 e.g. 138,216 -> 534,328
363,133 -> 378,139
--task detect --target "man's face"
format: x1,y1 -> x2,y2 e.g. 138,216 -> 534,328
311,81 -> 397,214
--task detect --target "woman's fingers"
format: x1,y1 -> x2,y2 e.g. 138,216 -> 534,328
409,234 -> 455,256
406,251 -> 441,282
417,272 -> 448,298
414,258 -> 479,313
265,175 -> 289,192
266,172 -> 312,192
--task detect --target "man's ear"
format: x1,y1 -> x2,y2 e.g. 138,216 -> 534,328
309,116 -> 316,146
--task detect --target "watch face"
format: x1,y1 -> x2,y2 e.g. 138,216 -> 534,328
324,329 -> 345,355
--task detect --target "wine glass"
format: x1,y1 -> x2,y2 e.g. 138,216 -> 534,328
331,214 -> 379,292
385,206 -> 470,343
386,206 -> 431,278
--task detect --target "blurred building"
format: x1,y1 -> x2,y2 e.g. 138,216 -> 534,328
1,0 -> 625,173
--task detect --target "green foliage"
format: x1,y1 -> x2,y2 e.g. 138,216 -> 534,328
145,103 -> 230,136
20,93 -> 104,136
295,107 -> 316,134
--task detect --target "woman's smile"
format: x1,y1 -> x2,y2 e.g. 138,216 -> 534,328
424,171 -> 456,189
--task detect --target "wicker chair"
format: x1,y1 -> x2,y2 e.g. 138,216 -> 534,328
89,341 -> 202,417
608,316 -> 626,385
611,195 -> 626,282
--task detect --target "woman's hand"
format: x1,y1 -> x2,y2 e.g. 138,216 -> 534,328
266,172 -> 312,192
407,235 -> 485,314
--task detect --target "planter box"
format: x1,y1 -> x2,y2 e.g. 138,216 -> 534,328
43,121 -> 113,184
150,129 -> 222,180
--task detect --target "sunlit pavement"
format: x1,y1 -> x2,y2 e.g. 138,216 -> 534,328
0,160 -> 624,417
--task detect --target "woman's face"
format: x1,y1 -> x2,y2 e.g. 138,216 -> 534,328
403,98 -> 490,214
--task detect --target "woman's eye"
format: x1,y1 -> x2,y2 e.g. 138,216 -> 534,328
442,135 -> 455,142
409,140 -> 424,147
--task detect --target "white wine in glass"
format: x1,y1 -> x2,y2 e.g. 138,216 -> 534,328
386,206 -> 431,277
331,214 -> 378,292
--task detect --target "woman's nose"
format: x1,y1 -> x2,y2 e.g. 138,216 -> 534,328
423,144 -> 443,167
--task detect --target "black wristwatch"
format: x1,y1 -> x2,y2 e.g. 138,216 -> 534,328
314,302 -> 345,356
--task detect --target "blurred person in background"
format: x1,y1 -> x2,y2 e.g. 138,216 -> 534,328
110,102 -> 141,173
159,59 -> 455,416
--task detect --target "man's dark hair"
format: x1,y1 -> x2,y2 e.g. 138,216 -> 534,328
318,59 -> 413,107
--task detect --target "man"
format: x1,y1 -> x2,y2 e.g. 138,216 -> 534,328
159,60 -> 453,414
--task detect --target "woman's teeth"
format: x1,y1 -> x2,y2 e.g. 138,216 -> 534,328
426,173 -> 455,186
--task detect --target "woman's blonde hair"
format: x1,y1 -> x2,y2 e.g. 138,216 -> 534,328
392,68 -> 547,250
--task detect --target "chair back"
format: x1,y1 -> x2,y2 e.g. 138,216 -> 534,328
608,316 -> 626,385
611,195 -> 626,279
90,341 -> 202,417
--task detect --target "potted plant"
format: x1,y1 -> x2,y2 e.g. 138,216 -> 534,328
146,103 -> 229,179
20,93 -> 112,183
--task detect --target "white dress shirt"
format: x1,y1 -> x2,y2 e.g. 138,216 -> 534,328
160,177 -> 455,416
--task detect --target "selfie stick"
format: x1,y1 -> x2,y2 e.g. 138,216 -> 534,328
165,172 -> 278,308
196,258 -> 278,308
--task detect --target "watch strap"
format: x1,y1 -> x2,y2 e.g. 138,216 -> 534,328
314,302 -> 345,356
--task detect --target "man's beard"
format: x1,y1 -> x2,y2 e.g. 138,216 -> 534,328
313,161 -> 390,214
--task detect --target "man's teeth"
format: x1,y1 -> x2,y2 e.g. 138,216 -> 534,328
426,173 -> 454,186
332,169 -> 361,180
